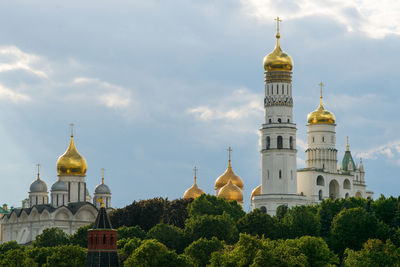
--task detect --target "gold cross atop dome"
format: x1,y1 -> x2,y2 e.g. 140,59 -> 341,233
275,16 -> 282,36
36,163 -> 40,180
319,82 -> 324,99
193,166 -> 197,184
101,168 -> 105,184
70,123 -> 74,137
227,147 -> 232,166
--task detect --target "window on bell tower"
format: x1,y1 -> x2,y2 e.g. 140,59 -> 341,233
277,136 -> 283,149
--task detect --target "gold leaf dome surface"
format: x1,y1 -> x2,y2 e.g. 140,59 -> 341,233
183,181 -> 205,199
215,162 -> 244,191
218,180 -> 243,202
263,34 -> 293,72
307,97 -> 335,124
250,185 -> 261,200
56,135 -> 87,176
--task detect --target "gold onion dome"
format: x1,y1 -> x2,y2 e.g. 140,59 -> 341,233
307,83 -> 336,124
218,179 -> 243,202
183,167 -> 205,199
263,17 -> 293,72
215,147 -> 244,191
251,185 -> 261,200
56,125 -> 87,176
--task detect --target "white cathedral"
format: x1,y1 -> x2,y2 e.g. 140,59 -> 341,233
0,128 -> 112,244
250,19 -> 373,215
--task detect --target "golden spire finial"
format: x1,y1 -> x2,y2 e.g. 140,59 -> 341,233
346,136 -> 350,151
319,81 -> 325,107
274,16 -> 282,38
36,163 -> 40,180
101,168 -> 105,184
227,147 -> 232,167
193,166 -> 197,184
70,123 -> 74,138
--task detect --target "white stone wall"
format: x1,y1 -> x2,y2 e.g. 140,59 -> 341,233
58,175 -> 86,203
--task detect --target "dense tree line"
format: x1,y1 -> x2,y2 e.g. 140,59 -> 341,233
3,194 -> 400,266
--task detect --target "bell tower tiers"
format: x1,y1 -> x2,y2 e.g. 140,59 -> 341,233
253,17 -> 306,215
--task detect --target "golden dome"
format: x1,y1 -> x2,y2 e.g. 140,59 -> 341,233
307,85 -> 336,124
250,185 -> 261,200
263,33 -> 293,72
218,179 -> 243,202
56,131 -> 87,176
183,167 -> 205,199
215,148 -> 244,191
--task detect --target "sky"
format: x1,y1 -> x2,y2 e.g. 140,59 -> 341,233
1,0 -> 400,211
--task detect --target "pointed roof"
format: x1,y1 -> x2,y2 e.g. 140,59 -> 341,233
342,137 -> 356,171
93,206 -> 112,229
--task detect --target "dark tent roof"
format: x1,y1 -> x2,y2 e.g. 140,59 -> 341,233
93,206 -> 112,229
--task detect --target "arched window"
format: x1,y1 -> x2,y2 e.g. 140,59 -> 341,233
343,179 -> 351,189
260,206 -> 267,213
269,119 -> 272,123
319,190 -> 323,200
345,193 -> 349,199
277,136 -> 283,149
103,234 -> 107,245
289,136 -> 293,149
322,136 -> 325,142
279,170 -> 282,179
312,137 -> 315,143
287,119 -> 290,123
316,175 -> 324,186
281,84 -> 284,94
278,118 -> 281,123
276,86 -> 278,95
266,136 -> 270,149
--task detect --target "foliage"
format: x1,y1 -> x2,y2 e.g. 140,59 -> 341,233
124,239 -> 192,267
185,213 -> 238,244
237,209 -> 276,238
276,205 -> 288,220
26,247 -> 55,266
118,237 -> 143,264
43,245 -> 86,267
69,223 -> 93,247
162,198 -> 193,228
188,194 -> 245,221
184,237 -> 224,267
344,239 -> 400,266
371,195 -> 398,226
281,205 -> 320,239
147,223 -> 187,253
118,225 -> 146,240
0,249 -> 36,267
33,227 -> 69,248
330,207 -> 379,255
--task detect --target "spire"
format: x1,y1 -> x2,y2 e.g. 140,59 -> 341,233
346,136 -> 350,151
70,123 -> 74,138
93,201 -> 112,229
227,146 -> 232,168
274,16 -> 282,39
318,81 -> 325,109
101,168 -> 105,184
36,163 -> 40,180
193,166 -> 197,184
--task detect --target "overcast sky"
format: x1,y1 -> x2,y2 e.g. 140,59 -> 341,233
1,0 -> 400,210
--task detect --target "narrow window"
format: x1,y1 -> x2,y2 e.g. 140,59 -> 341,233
289,136 -> 293,149
279,170 -> 282,179
103,234 -> 107,245
287,119 -> 290,123
266,136 -> 270,149
277,136 -> 283,149
312,137 -> 315,143
267,170 -> 270,179
110,235 -> 114,246
278,118 -> 281,123
322,136 -> 325,142
269,118 -> 272,123
319,190 -> 323,200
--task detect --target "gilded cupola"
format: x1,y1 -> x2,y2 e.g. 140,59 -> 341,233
183,166 -> 205,199
250,185 -> 261,201
218,179 -> 243,203
56,124 -> 87,176
215,147 -> 244,193
307,82 -> 336,124
263,17 -> 293,72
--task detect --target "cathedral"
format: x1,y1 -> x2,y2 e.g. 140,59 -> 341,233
183,18 -> 373,215
1,127 -> 113,244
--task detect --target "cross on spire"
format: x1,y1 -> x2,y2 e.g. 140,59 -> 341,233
227,146 -> 232,166
319,82 -> 324,100
101,168 -> 105,184
70,123 -> 74,137
274,16 -> 282,35
346,136 -> 350,151
36,163 -> 40,180
193,166 -> 197,184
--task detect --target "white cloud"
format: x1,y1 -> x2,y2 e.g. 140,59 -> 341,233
0,84 -> 30,103
296,138 -> 308,151
358,140 -> 400,164
242,0 -> 400,38
0,46 -> 48,78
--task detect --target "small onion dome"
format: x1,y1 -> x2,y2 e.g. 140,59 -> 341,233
95,184 -> 111,194
215,161 -> 244,191
263,33 -> 293,72
307,95 -> 335,124
56,132 -> 87,176
51,180 -> 67,191
183,181 -> 205,199
30,179 -> 47,193
250,185 -> 261,201
218,180 -> 243,202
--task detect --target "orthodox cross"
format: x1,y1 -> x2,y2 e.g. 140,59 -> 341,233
36,163 -> 40,179
274,16 -> 282,34
101,168 -> 105,184
193,166 -> 197,183
319,82 -> 324,99
227,146 -> 232,164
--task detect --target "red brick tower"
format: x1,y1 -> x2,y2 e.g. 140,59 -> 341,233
85,202 -> 119,267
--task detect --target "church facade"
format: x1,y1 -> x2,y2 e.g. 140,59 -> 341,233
251,19 -> 373,215
1,128 -> 113,244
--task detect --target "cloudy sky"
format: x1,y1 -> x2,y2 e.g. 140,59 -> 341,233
1,0 -> 400,210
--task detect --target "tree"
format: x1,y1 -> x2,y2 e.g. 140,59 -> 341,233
185,213 -> 238,244
276,205 -> 288,220
162,198 -> 193,228
184,237 -> 224,267
26,247 -> 55,266
118,237 -> 142,264
0,249 -> 35,267
237,209 -> 276,238
344,239 -> 400,266
43,245 -> 86,267
330,207 -> 379,255
69,223 -> 93,247
285,236 -> 339,267
188,194 -> 245,222
0,241 -> 23,261
147,223 -> 188,253
124,239 -> 193,267
372,195 -> 398,226
33,228 -> 69,247
281,206 -> 320,238
118,225 -> 146,240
